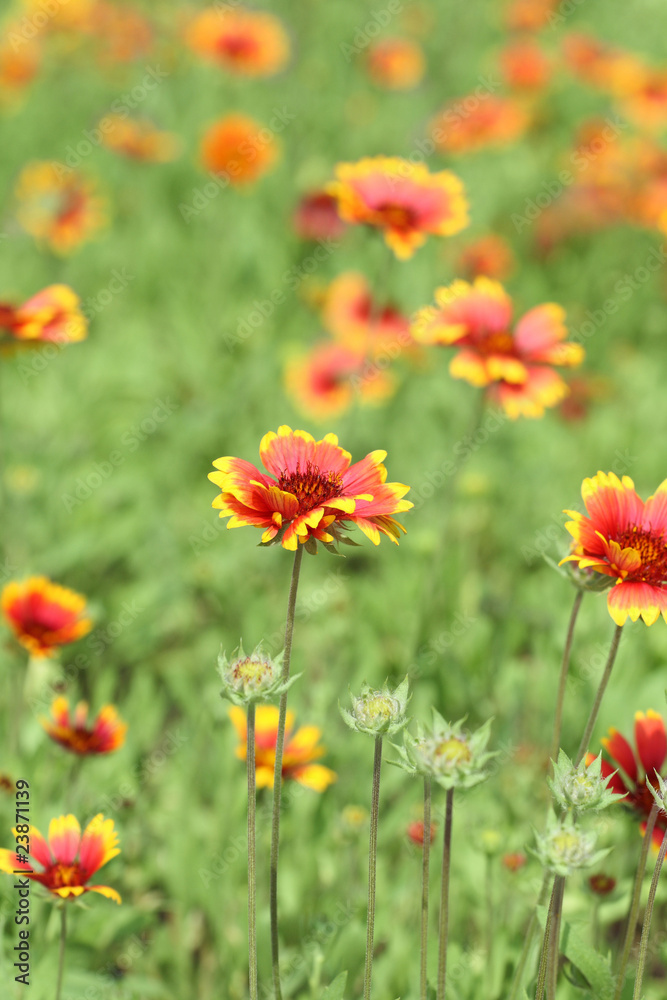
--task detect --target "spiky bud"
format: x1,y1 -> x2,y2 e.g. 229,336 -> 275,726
394,712 -> 496,790
340,677 -> 410,737
218,642 -> 297,706
549,750 -> 620,813
533,814 -> 610,877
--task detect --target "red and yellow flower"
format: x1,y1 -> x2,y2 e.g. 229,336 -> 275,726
229,705 -> 336,791
501,39 -> 551,91
0,285 -> 87,346
327,156 -> 468,260
14,161 -> 106,255
201,114 -> 278,185
41,697 -> 127,755
100,115 -> 179,163
366,38 -> 425,90
209,425 -> 412,550
593,711 -> 667,846
562,473 -> 667,625
430,96 -> 529,155
412,277 -> 583,418
1,577 -> 92,657
293,191 -> 346,242
285,342 -> 394,420
186,7 -> 290,77
457,234 -> 515,281
505,0 -> 557,31
322,271 -> 411,358
0,814 -> 121,902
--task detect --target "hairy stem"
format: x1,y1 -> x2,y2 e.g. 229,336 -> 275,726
420,777 -> 432,1000
632,820 -> 667,1000
436,789 -> 454,1000
363,735 -> 383,1000
575,624 -> 623,766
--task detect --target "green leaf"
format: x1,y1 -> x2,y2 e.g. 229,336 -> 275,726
560,922 -> 615,1000
319,971 -> 347,1000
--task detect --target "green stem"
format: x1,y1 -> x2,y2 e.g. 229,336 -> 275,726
55,906 -> 67,1000
363,735 -> 383,1000
550,589 -> 584,767
420,777 -> 432,1000
614,800 -> 661,1000
436,789 -> 454,1000
535,876 -> 556,1000
269,545 -> 304,1000
247,702 -> 258,1000
632,822 -> 667,1000
575,624 -> 624,766
485,853 -> 494,996
546,876 -> 565,1000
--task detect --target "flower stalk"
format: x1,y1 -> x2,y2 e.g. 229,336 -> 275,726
55,906 -> 67,1000
436,788 -> 454,1000
576,624 -> 623,765
632,828 -> 667,1000
247,702 -> 258,1000
420,777 -> 432,1000
363,735 -> 383,1000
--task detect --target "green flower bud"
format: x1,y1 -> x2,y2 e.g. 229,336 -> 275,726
394,712 -> 496,790
533,814 -> 610,877
548,750 -> 621,813
218,642 -> 298,706
340,677 -> 410,737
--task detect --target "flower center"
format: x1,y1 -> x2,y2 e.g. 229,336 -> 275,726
50,863 -> 82,888
374,203 -> 418,231
614,526 -> 667,585
435,737 -> 471,764
232,656 -> 271,687
479,330 -> 516,355
277,462 -> 343,514
219,33 -> 259,60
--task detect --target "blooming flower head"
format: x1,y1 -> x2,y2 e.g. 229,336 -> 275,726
229,705 -> 336,791
0,285 -> 87,346
505,0 -> 557,31
285,342 -> 394,421
411,277 -> 584,419
593,710 -> 667,846
501,39 -> 551,91
0,814 -> 121,902
620,68 -> 667,133
0,30 -> 40,98
186,7 -> 290,77
293,191 -> 346,242
562,473 -> 667,625
209,425 -> 412,551
458,234 -> 515,281
1,577 -> 92,657
366,38 -> 425,90
14,161 -> 106,255
200,114 -> 278,185
100,115 -> 180,163
323,271 -> 411,358
429,96 -> 529,155
327,157 -> 468,260
407,820 -> 436,847
40,697 -> 127,755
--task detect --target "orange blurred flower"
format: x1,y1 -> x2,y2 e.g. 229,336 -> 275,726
407,820 -> 436,846
412,277 -> 583,418
458,234 -> 515,280
229,705 -> 336,792
0,814 -> 121,902
293,190 -> 346,242
41,697 -> 127,755
14,161 -> 106,255
285,341 -> 394,420
100,115 -> 179,163
562,473 -> 667,626
366,38 -> 425,90
187,6 -> 289,77
209,424 -> 412,550
0,30 -> 40,96
0,285 -> 87,346
430,95 -> 529,155
502,852 -> 527,871
323,271 -> 411,357
1,577 -> 92,657
501,39 -> 551,91
588,873 -> 616,895
87,1 -> 153,63
201,114 -> 278,185
620,69 -> 667,133
505,0 -> 557,32
21,0 -> 95,33
327,156 -> 468,260
563,33 -> 644,94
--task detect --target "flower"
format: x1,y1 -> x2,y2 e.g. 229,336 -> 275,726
100,115 -> 180,163
322,271 -> 411,357
186,7 -> 290,77
502,852 -> 527,872
219,642 -> 296,706
284,342 -> 394,420
505,0 -> 557,31
429,96 -> 529,155
229,705 -> 336,791
407,820 -> 436,846
209,424 -> 412,551
458,234 -> 515,281
594,711 -> 667,845
562,473 -> 667,625
412,277 -> 584,419
395,713 -> 496,790
327,157 -> 468,260
1,577 -> 92,657
341,678 -> 410,737
14,161 -> 106,254
0,285 -> 87,346
588,873 -> 616,895
40,697 -> 127,755
501,40 -> 551,91
200,114 -> 278,185
366,38 -> 425,90
0,814 -> 121,902
549,750 -> 618,813
0,30 -> 40,97
533,813 -> 608,877
293,191 -> 346,242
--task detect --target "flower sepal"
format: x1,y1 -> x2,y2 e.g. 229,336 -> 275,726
549,750 -> 621,813
532,812 -> 610,877
394,712 -> 497,790
218,642 -> 298,706
340,677 -> 410,737
647,771 -> 667,815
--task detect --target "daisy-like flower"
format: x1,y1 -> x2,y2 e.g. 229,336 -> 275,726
41,697 -> 127,755
100,115 -> 179,163
562,472 -> 667,625
293,191 -> 346,242
1,577 -> 92,657
209,425 -> 412,551
200,114 -> 278,185
327,156 -> 468,260
407,820 -> 437,847
505,0 -> 557,32
229,705 -> 336,791
14,161 -> 106,255
186,6 -> 290,77
411,277 -> 584,419
457,234 -> 515,281
501,39 -> 551,91
0,814 -> 121,902
594,711 -> 667,845
0,285 -> 87,346
285,342 -> 394,421
366,38 -> 425,91
322,271 -> 411,357
0,30 -> 40,98
429,96 -> 529,156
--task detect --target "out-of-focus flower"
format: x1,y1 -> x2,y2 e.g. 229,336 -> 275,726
0,285 -> 87,346
285,341 -> 394,420
187,7 -> 289,77
412,277 -> 583,419
327,156 -> 468,259
0,31 -> 40,97
229,705 -> 336,791
342,805 -> 368,830
341,678 -> 410,738
619,69 -> 667,133
562,473 -> 667,625
533,813 -> 608,877
557,374 -> 610,422
366,38 -> 425,90
219,642 -> 296,706
209,425 -> 412,551
501,39 -> 551,91
323,271 -> 411,357
563,33 -> 644,94
458,234 -> 515,280
87,1 -> 153,63
588,873 -> 616,895
293,191 -> 346,242
407,820 -> 436,846
0,814 -> 121,902
1,577 -> 92,658
200,114 -> 278,185
549,750 -> 618,813
505,0 -> 557,32
21,0 -> 95,33
100,115 -> 179,163
14,162 -> 106,255
429,95 -> 529,155
502,851 -> 526,872
41,697 -> 127,755
593,711 -> 667,846
395,713 -> 496,790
